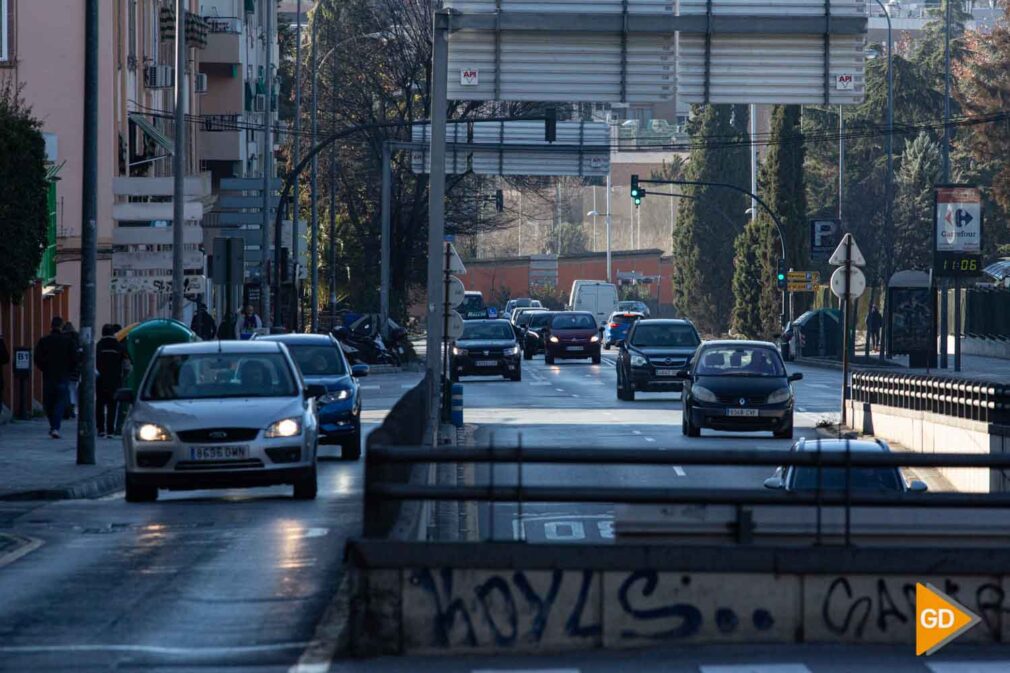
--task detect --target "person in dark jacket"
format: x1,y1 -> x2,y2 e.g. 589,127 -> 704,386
96,324 -> 129,438
866,304 -> 883,351
35,316 -> 78,438
190,302 -> 217,341
61,321 -> 83,418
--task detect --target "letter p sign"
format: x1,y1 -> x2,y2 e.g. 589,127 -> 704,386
916,583 -> 980,655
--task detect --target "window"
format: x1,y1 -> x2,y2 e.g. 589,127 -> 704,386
1,0 -> 11,63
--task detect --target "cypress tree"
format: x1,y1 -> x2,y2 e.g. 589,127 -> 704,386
672,105 -> 750,334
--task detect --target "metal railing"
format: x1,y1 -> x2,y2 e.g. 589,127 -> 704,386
205,16 -> 243,34
364,444 -> 1010,544
851,370 -> 1010,424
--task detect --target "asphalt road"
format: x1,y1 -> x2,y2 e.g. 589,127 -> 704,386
0,372 -> 422,673
463,352 -> 843,543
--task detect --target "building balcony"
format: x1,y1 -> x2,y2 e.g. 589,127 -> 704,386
200,116 -> 246,162
203,20 -> 243,64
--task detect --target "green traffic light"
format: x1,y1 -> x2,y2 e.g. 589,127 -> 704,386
634,198 -> 642,206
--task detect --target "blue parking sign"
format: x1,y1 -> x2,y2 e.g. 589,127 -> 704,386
487,307 -> 498,319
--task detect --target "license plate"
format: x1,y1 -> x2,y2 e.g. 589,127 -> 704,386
726,408 -> 759,417
566,346 -> 584,351
475,360 -> 498,367
189,445 -> 250,461
656,369 -> 677,376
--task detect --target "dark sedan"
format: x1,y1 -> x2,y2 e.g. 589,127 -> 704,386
543,311 -> 602,365
521,311 -> 556,359
680,340 -> 802,439
450,319 -> 522,381
255,333 -> 368,459
616,319 -> 701,401
763,438 -> 928,493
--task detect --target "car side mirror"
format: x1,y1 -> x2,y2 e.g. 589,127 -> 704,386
114,387 -> 135,403
351,364 -> 369,378
909,479 -> 928,493
763,476 -> 785,490
675,369 -> 690,379
305,383 -> 326,398
788,372 -> 804,382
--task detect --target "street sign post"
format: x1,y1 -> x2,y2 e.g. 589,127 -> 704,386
446,310 -> 465,340
933,185 -> 982,373
13,347 -> 31,420
810,219 -> 841,262
830,233 -> 865,430
447,275 -> 465,308
787,270 -> 820,292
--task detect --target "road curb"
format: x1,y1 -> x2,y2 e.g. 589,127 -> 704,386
0,533 -> 43,569
291,571 -> 353,668
0,469 -> 124,502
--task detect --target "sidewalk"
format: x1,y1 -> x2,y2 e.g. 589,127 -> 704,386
0,418 -> 124,500
798,349 -> 1010,381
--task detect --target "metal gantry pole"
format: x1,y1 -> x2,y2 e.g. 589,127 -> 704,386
605,172 -> 612,283
749,103 -> 757,221
293,0 -> 302,329
77,0 -> 99,464
310,13 -> 320,333
172,0 -> 187,323
426,10 -> 451,437
939,0 -> 953,369
380,142 -> 392,333
261,0 -> 274,329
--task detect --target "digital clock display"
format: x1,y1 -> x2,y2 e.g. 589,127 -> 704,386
934,252 -> 982,277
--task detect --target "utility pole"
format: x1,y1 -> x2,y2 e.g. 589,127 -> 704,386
172,0 -> 187,323
261,0 -> 274,329
77,0 -> 99,464
328,21 -> 338,326
605,172 -> 612,283
939,0 -> 953,369
310,12 -> 320,333
749,104 -> 757,222
292,0 -> 302,330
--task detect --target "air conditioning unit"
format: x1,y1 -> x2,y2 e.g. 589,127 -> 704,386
195,73 -> 208,94
144,64 -> 175,89
253,93 -> 266,112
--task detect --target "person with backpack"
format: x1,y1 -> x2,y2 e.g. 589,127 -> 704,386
190,302 -> 217,341
96,324 -> 129,438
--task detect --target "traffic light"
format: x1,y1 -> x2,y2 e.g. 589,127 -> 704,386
776,258 -> 787,289
630,175 -> 645,206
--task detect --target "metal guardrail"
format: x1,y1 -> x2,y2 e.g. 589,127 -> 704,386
363,444 -> 1010,544
851,370 -> 1010,424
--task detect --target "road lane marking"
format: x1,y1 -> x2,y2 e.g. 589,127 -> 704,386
571,394 -> 580,398
797,407 -> 807,412
556,388 -> 565,392
360,385 -> 380,390
673,465 -> 687,477
530,382 -> 551,386
632,430 -> 642,435
401,384 -> 415,389
644,437 -> 656,442
474,669 -> 580,673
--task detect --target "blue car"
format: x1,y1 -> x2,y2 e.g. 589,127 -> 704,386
603,311 -> 643,349
255,333 -> 368,459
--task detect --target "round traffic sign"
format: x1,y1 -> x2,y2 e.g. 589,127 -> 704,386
446,310 -> 465,340
830,266 -> 866,299
447,275 -> 465,308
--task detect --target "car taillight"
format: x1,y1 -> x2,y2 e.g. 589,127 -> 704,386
610,322 -> 618,328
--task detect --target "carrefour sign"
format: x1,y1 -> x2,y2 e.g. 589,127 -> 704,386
935,186 -> 981,254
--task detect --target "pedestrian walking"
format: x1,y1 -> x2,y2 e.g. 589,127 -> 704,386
217,311 -> 238,340
867,304 -> 883,352
239,305 -> 263,340
190,302 -> 217,341
61,322 -> 83,418
35,316 -> 78,438
96,324 -> 129,438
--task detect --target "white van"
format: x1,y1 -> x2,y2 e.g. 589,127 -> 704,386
568,280 -> 619,327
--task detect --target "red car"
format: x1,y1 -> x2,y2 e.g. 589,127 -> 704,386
543,311 -> 602,365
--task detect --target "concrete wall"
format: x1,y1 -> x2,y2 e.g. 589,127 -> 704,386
349,565 -> 1007,655
847,400 -> 1010,493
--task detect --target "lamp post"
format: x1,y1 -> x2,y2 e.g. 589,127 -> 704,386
874,0 -> 894,360
586,206 -> 612,284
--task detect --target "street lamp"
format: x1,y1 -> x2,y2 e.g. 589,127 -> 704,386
586,208 -> 612,283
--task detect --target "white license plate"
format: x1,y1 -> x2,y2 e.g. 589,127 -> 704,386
726,408 -> 759,417
566,346 -> 584,351
655,369 -> 677,376
189,445 -> 250,461
475,359 -> 498,367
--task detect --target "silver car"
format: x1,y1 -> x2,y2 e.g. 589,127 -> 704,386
118,341 -> 321,502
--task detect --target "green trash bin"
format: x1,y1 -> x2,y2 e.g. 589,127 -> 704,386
126,319 -> 198,392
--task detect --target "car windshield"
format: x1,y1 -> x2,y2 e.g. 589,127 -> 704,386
631,323 -> 699,347
790,467 -> 903,491
552,313 -> 596,330
529,313 -> 555,328
461,322 -> 514,340
516,311 -> 541,327
285,344 -> 347,376
511,299 -> 532,308
462,294 -> 485,311
694,346 -> 785,376
142,352 -> 298,400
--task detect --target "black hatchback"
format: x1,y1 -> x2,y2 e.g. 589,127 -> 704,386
616,319 -> 700,401
450,319 -> 522,381
680,340 -> 802,439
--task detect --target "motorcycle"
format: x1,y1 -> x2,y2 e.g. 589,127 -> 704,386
332,314 -> 403,366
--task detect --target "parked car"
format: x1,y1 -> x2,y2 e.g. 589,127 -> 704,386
543,311 -> 602,365
521,310 -> 556,359
450,319 -> 522,381
763,438 -> 928,493
603,311 -> 644,349
680,340 -> 802,439
568,280 -> 619,328
255,333 -> 368,459
617,300 -> 651,318
616,319 -> 701,401
118,340 -> 321,502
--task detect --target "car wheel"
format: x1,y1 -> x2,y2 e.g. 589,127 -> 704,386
682,405 -> 700,437
450,369 -> 460,382
510,367 -> 522,382
604,342 -> 610,350
293,467 -> 318,500
545,352 -> 555,365
592,352 -> 601,365
774,414 -> 794,440
124,476 -> 158,503
524,347 -> 533,361
616,370 -> 627,400
342,423 -> 362,460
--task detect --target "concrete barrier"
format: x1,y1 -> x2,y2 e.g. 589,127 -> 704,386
847,399 -> 1010,492
345,540 -> 1009,655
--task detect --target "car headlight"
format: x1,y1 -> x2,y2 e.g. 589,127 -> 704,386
630,354 -> 649,367
549,335 -> 559,343
320,389 -> 351,404
505,345 -> 520,356
590,335 -> 600,343
452,346 -> 467,356
692,385 -> 719,403
265,417 -> 302,438
135,423 -> 171,442
767,386 -> 793,404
